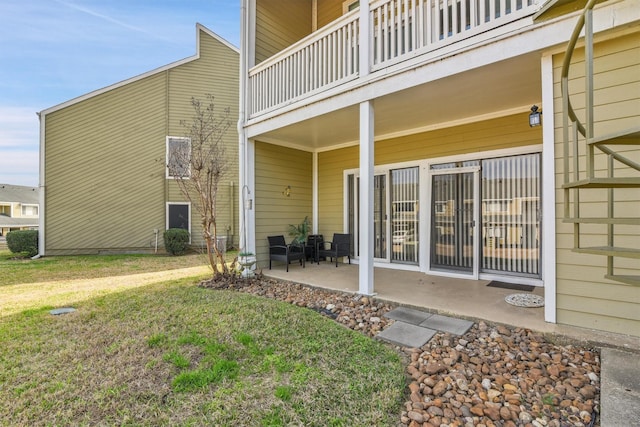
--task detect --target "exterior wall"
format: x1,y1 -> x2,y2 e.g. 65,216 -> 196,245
255,0 -> 312,64
43,28 -> 239,255
254,142 -> 313,266
317,113 -> 542,235
167,33 -> 240,251
317,0 -> 344,29
45,73 -> 167,254
553,30 -> 640,336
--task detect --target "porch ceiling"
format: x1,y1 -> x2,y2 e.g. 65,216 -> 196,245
254,52 -> 542,150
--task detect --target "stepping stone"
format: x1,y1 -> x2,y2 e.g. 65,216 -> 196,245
419,314 -> 473,336
376,322 -> 437,348
384,306 -> 433,325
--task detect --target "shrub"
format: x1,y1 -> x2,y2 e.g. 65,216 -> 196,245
163,228 -> 190,255
6,230 -> 39,257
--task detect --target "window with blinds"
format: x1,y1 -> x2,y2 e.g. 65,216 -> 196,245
481,153 -> 541,277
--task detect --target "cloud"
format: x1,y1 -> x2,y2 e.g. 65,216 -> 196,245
0,107 -> 39,185
51,0 -> 180,43
0,149 -> 39,187
0,107 -> 39,150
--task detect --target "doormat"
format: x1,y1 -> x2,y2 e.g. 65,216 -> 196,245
487,281 -> 534,292
505,293 -> 544,308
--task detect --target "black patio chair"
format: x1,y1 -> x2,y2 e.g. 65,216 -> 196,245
267,235 -> 305,272
316,233 -> 351,267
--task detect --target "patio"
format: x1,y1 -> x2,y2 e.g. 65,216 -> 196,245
262,261 -> 640,349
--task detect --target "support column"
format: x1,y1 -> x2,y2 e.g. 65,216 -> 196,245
541,53 -> 556,324
359,100 -> 374,295
312,151 -> 319,234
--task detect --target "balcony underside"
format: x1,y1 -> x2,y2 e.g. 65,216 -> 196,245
248,51 -> 542,150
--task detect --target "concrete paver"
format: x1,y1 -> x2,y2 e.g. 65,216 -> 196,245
379,308 -> 473,347
420,313 -> 474,335
384,306 -> 433,325
376,321 -> 437,348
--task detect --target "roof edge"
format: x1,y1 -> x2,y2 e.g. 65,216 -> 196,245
39,23 -> 237,117
196,23 -> 239,54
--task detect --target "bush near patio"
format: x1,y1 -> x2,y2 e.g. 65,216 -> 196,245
0,253 -> 406,426
6,229 -> 38,257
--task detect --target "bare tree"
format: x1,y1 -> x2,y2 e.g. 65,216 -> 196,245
167,94 -> 232,278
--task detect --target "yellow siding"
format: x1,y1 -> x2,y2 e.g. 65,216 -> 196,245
317,0 -> 344,28
44,29 -> 239,255
317,146 -> 358,237
553,31 -> 640,336
254,142 -> 313,267
317,113 -> 540,235
255,0 -> 312,64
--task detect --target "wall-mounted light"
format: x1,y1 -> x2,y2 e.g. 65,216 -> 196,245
529,105 -> 542,127
283,185 -> 291,197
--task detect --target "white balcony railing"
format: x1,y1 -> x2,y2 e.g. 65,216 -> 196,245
249,0 -> 538,117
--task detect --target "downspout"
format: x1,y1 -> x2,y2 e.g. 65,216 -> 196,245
238,0 -> 249,253
35,110 -> 46,258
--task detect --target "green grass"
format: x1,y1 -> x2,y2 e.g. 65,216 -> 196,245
0,253 -> 406,426
0,250 -> 216,287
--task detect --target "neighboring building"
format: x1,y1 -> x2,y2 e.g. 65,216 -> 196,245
238,0 -> 639,337
0,184 -> 40,243
39,25 -> 239,255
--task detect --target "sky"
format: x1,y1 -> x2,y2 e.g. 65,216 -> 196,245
0,0 -> 240,187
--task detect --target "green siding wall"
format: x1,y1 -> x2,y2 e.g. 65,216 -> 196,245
45,73 -> 168,254
553,31 -> 640,337
44,29 -> 239,255
254,142 -> 313,267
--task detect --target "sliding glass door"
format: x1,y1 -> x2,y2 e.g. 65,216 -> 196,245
347,166 -> 420,264
429,153 -> 541,279
481,153 -> 541,277
373,175 -> 387,259
430,166 -> 477,273
391,168 -> 419,264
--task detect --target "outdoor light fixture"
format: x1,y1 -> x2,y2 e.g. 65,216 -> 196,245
283,185 -> 291,197
529,105 -> 542,127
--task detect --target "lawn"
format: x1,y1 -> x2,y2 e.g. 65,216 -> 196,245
0,250 -> 214,287
0,252 -> 406,426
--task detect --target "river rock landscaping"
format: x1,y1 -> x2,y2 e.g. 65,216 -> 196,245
200,276 -> 600,427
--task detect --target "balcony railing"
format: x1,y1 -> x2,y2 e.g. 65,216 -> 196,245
248,0 -> 538,117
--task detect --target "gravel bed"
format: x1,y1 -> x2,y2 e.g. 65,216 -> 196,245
200,276 -> 600,427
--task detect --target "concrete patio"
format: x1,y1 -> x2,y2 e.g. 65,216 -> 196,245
261,260 -> 640,350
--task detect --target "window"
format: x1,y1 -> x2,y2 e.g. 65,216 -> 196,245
166,137 -> 191,179
21,205 -> 38,216
342,0 -> 359,13
166,203 -> 191,240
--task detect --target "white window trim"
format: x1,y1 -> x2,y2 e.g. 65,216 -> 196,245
166,202 -> 192,244
166,136 -> 191,179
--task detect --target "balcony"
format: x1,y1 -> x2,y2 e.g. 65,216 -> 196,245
248,0 -> 539,119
